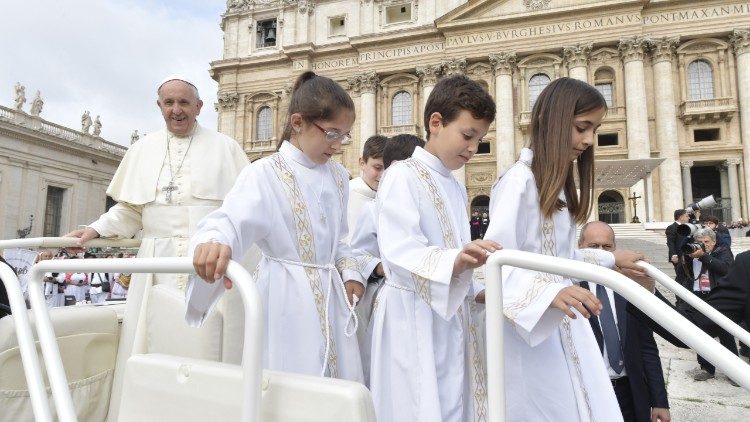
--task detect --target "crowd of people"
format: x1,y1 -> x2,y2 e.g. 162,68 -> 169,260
2,69 -> 749,422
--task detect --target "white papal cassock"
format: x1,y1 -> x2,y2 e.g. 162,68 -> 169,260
88,124 -> 248,417
484,148 -> 622,422
186,142 -> 365,382
369,147 -> 487,422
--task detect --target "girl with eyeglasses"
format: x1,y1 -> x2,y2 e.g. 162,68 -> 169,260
187,71 -> 365,382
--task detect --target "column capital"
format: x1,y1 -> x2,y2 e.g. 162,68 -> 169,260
618,36 -> 652,63
416,64 -> 443,86
217,92 -> 239,111
489,52 -> 517,76
347,71 -> 379,95
680,160 -> 694,169
727,158 -> 742,166
730,28 -> 750,56
562,43 -> 592,68
441,58 -> 467,76
651,36 -> 680,64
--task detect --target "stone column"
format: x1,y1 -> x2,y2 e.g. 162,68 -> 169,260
348,71 -> 379,155
563,43 -> 592,83
619,36 -> 653,220
681,161 -> 694,205
651,36 -> 684,221
727,158 -> 742,221
489,52 -> 517,175
361,0 -> 375,34
441,59 -> 468,184
730,29 -> 750,219
416,64 -> 443,138
720,165 -> 730,199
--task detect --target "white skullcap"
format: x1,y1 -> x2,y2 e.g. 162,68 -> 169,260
158,74 -> 197,90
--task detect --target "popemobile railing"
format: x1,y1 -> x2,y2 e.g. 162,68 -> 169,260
0,237 -> 140,422
484,250 -> 750,422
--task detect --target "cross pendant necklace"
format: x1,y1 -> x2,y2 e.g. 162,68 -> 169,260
163,130 -> 195,203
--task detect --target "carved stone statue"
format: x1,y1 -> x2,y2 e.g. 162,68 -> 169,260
81,111 -> 93,133
131,129 -> 140,144
92,115 -> 102,137
14,82 -> 26,111
29,91 -> 44,116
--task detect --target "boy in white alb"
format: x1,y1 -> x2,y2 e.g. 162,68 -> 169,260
346,135 -> 386,243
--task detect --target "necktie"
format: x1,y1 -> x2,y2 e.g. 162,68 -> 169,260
596,284 -> 624,374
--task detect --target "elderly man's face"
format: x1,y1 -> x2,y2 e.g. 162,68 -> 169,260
157,80 -> 203,136
579,223 -> 616,252
695,235 -> 715,253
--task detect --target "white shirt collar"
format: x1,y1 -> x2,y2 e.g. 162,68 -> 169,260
279,141 -> 317,169
519,148 -> 533,166
413,147 -> 451,177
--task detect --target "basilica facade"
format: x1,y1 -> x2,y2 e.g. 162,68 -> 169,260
212,0 -> 750,223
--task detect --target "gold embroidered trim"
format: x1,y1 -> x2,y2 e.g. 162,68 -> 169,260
562,317 -> 595,421
466,300 -> 488,421
404,158 -> 459,249
410,246 -> 449,305
579,249 -> 601,266
335,256 -> 357,273
271,153 -> 338,376
355,255 -> 377,273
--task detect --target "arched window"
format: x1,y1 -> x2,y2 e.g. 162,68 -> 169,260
687,60 -> 715,100
594,68 -> 615,108
391,91 -> 412,126
256,106 -> 272,140
597,190 -> 625,224
528,74 -> 551,109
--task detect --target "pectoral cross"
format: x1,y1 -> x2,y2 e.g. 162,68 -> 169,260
161,180 -> 178,203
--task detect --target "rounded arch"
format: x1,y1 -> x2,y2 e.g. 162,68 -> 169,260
471,195 -> 490,209
593,66 -> 616,107
391,90 -> 413,126
256,106 -> 273,140
687,59 -> 715,100
528,73 -> 551,109
597,190 -> 625,224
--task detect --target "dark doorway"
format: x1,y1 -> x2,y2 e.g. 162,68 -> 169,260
598,190 -> 625,224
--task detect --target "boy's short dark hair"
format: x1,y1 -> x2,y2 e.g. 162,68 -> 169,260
674,209 -> 688,220
705,215 -> 720,225
423,75 -> 496,140
362,135 -> 387,161
383,134 -> 425,169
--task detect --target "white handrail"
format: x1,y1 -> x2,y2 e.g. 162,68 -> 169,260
26,258 -> 263,422
639,261 -> 750,347
484,250 -> 750,422
0,264 -> 53,421
0,237 -> 141,250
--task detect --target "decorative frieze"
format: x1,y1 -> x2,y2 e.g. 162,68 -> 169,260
347,71 -> 379,95
218,92 -> 240,111
441,58 -> 467,76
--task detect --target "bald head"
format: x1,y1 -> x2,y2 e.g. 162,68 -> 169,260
578,221 -> 616,251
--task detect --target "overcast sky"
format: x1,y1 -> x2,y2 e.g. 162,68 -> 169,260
1,0 -> 226,146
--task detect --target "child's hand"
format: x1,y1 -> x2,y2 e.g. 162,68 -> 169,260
550,286 -> 601,319
475,289 -> 485,304
453,240 -> 502,276
344,280 -> 364,306
193,242 -> 234,289
613,249 -> 647,277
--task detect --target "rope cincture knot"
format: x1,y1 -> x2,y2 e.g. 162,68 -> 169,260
262,254 -> 359,377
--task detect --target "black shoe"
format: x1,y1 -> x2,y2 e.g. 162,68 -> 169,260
694,370 -> 715,381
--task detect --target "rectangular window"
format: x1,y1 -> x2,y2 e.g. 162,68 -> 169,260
256,19 -> 277,48
595,83 -> 613,108
43,186 -> 65,237
477,142 -> 491,155
693,128 -> 720,142
329,16 -> 346,37
597,133 -> 618,147
385,4 -> 412,24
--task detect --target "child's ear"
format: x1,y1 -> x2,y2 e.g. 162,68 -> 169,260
428,112 -> 443,136
290,113 -> 304,132
358,157 -> 366,167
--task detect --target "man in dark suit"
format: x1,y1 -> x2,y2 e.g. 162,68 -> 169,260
578,221 -> 671,422
665,209 -> 690,288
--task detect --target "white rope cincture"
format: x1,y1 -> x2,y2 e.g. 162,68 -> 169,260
262,254 -> 359,377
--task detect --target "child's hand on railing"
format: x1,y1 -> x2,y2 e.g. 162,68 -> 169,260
193,242 -> 234,289
551,285 -> 602,319
619,267 -> 656,293
613,249 -> 647,277
453,240 -> 502,277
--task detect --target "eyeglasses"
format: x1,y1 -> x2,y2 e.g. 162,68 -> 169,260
312,122 -> 352,144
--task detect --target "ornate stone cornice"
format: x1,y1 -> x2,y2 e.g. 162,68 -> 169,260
416,64 -> 443,86
618,36 -> 652,63
562,43 -> 592,68
441,58 -> 467,76
218,92 -> 240,111
489,52 -> 517,76
730,28 -> 750,56
524,0 -> 550,10
651,36 -> 680,64
680,160 -> 694,169
347,71 -> 379,95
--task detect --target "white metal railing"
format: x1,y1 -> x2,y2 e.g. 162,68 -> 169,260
639,261 -> 750,347
484,250 -> 750,422
0,238 -> 141,421
22,257 -> 262,422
